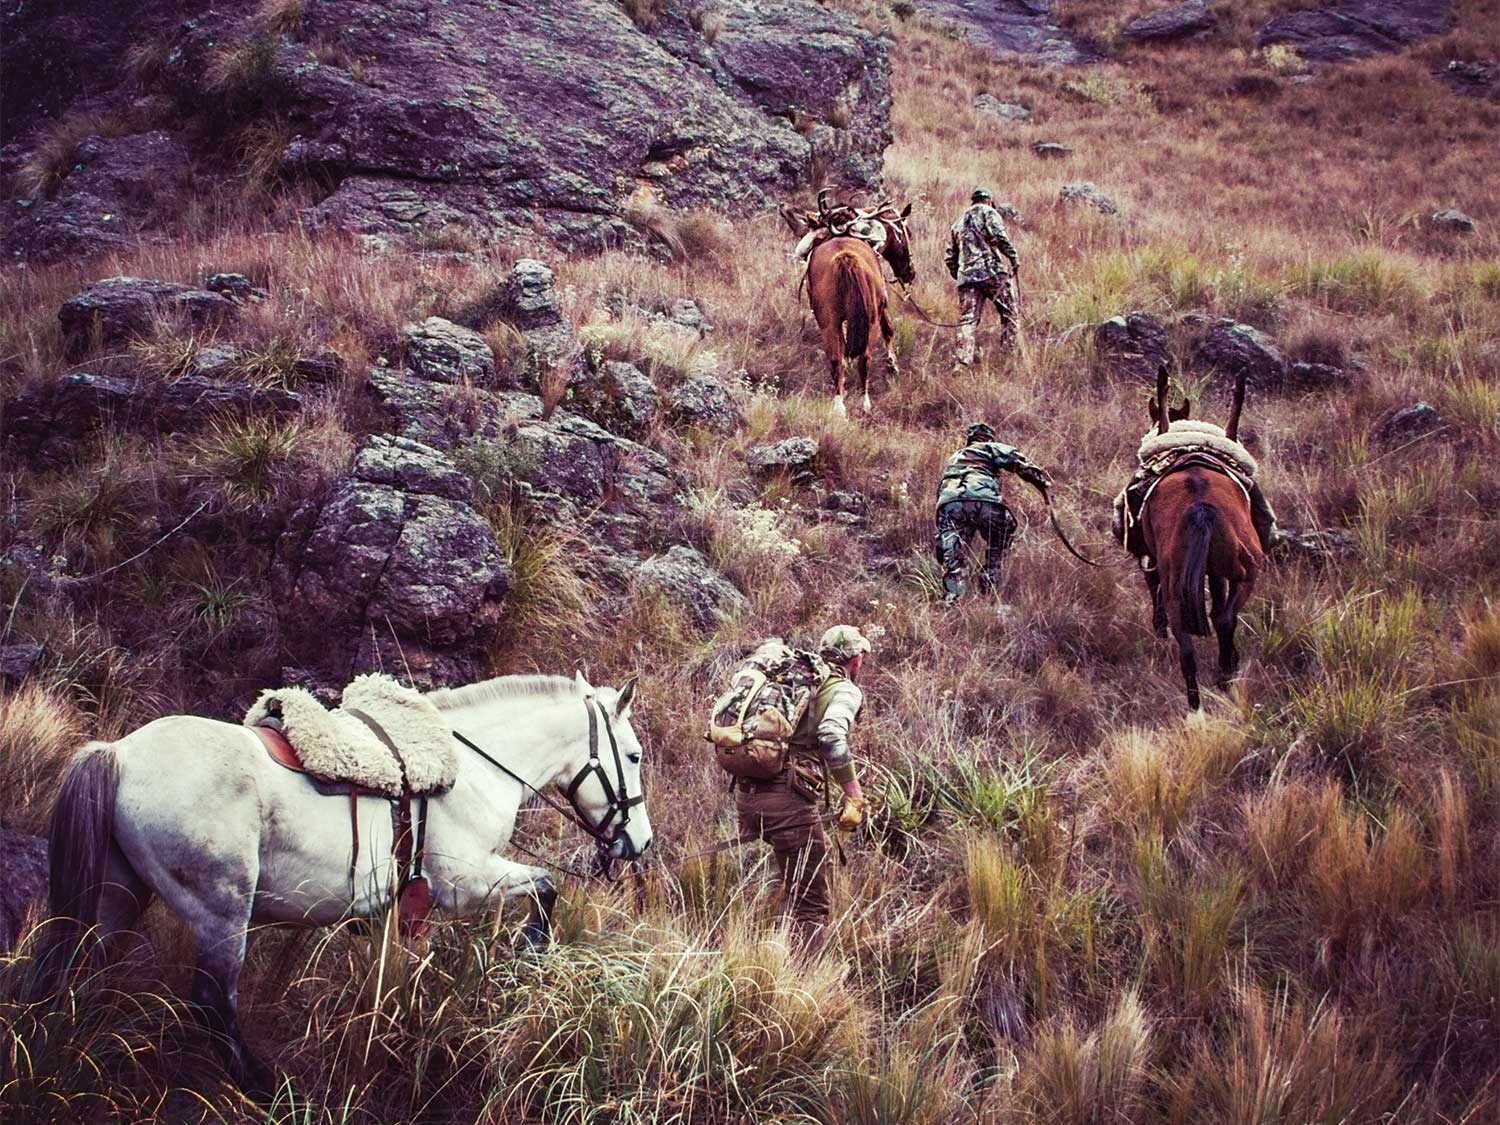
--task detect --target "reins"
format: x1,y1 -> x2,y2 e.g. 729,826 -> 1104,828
451,697 -> 642,881
893,281 -> 966,329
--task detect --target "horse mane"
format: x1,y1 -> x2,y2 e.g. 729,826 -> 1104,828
424,674 -> 585,712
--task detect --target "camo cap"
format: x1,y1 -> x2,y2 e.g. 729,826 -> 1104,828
819,624 -> 872,663
971,187 -> 993,203
966,421 -> 996,443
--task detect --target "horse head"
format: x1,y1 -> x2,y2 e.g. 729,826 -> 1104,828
570,671 -> 654,865
864,201 -> 915,285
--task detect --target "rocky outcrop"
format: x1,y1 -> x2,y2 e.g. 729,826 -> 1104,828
1094,313 -> 1169,382
274,435 -> 510,687
1438,58 -> 1500,100
1192,320 -> 1287,390
1032,142 -> 1073,159
0,643 -> 44,683
1123,2 -> 1216,42
3,131 -> 196,264
0,829 -> 48,951
1258,0 -> 1454,63
3,371 -> 301,464
924,0 -> 1103,64
571,360 -> 661,441
630,545 -> 748,631
59,277 -> 237,358
1276,527 -> 1361,562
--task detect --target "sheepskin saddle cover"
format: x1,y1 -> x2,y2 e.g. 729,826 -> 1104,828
244,673 -> 456,796
1137,420 -> 1258,479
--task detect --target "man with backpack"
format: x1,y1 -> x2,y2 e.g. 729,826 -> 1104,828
945,187 -> 1021,367
935,422 -> 1052,606
709,625 -> 871,939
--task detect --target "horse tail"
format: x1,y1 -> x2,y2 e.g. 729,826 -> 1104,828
1180,503 -> 1215,636
837,256 -> 871,360
37,742 -> 120,990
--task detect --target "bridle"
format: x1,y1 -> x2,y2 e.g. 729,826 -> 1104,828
451,697 -> 647,879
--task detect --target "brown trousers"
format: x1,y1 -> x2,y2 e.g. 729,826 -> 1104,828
735,780 -> 830,934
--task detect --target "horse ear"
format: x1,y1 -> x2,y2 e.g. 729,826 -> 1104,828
1154,363 -> 1170,435
614,675 -> 638,719
574,669 -> 594,695
900,202 -> 912,219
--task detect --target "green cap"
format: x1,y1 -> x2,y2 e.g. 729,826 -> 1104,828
966,421 -> 996,443
818,624 -> 872,663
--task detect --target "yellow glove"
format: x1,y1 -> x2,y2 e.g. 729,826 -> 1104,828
836,795 -> 868,832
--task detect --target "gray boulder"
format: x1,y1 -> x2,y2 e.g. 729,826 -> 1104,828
975,94 -> 1031,121
1285,361 -> 1353,392
923,0 -> 1104,64
1059,182 -> 1118,214
667,373 -> 745,434
492,259 -> 584,386
153,377 -> 302,432
403,317 -> 498,386
1275,527 -> 1361,562
0,829 -> 48,951
1439,58 -> 1500,99
630,545 -> 748,631
1259,0 -> 1454,63
1193,319 -> 1287,390
1377,402 -> 1445,446
1429,208 -> 1476,233
746,436 -> 821,478
1032,141 -> 1073,159
275,435 -> 510,687
1123,1 -> 1215,42
59,276 -> 237,358
204,272 -> 261,302
1094,312 -> 1169,381
1,372 -> 135,462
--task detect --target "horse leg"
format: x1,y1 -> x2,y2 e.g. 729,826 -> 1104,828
1161,565 -> 1201,712
879,302 -> 900,382
858,353 -> 872,414
830,355 -> 847,417
1210,577 -> 1238,685
475,857 -> 559,953
1145,568 -> 1166,638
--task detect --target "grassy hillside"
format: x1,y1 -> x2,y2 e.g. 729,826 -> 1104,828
3,1 -> 1499,1120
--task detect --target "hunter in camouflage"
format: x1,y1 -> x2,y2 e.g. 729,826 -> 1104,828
945,187 -> 1021,366
935,423 -> 1052,605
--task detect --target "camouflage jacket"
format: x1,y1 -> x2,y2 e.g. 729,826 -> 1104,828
937,441 -> 1048,507
789,671 -> 862,771
945,203 -> 1019,287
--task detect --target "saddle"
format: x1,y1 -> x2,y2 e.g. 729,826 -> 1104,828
245,673 -> 455,935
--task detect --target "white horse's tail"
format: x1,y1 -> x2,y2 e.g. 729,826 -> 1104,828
38,742 -> 120,989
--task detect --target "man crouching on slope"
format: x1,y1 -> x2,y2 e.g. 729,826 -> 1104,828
735,625 -> 870,942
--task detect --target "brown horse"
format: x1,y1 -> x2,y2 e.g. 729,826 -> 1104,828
1139,367 -> 1263,712
796,199 -> 914,416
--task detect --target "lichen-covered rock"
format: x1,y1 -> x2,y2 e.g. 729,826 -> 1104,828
1192,319 -> 1288,390
630,545 -> 748,631
275,436 -> 510,686
747,436 -> 821,477
1059,182 -> 1118,215
1285,361 -> 1353,392
1377,402 -> 1445,446
1094,313 -> 1169,382
153,376 -> 302,432
1429,208 -> 1476,233
403,317 -> 498,386
1275,526 -> 1361,562
924,0 -> 1103,63
2,131 -> 194,263
571,360 -> 660,441
1259,0 -> 1453,62
974,94 -> 1031,121
59,276 -> 237,357
666,373 -> 745,434
1123,1 -> 1215,42
0,643 -> 44,683
1032,141 -> 1073,159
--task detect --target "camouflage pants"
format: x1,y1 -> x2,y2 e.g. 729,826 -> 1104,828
736,780 -> 831,935
935,499 -> 1017,603
955,281 -> 1016,366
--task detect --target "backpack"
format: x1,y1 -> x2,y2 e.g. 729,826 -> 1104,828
707,641 -> 831,781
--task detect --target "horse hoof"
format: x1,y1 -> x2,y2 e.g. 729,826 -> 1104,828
1184,708 -> 1207,729
831,397 -> 847,418
861,394 -> 872,414
517,923 -> 551,956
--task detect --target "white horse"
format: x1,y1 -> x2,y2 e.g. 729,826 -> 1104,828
41,672 -> 652,1092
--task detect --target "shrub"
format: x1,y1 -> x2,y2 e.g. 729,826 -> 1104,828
1016,992 -> 1153,1125
0,682 -> 83,833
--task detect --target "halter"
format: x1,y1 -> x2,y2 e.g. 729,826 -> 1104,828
451,697 -> 647,873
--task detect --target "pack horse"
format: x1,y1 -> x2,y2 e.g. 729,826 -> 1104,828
40,672 -> 653,1092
